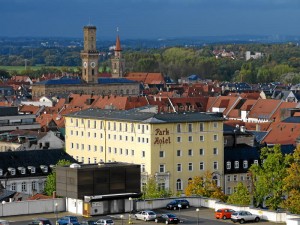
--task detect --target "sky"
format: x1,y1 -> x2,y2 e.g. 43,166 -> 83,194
0,0 -> 300,39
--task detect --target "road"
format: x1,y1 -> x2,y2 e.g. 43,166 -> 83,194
6,207 -> 282,225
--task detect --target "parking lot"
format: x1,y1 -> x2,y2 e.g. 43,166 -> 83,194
6,207 -> 283,225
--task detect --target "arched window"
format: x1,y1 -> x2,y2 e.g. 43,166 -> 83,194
176,179 -> 182,191
188,178 -> 192,184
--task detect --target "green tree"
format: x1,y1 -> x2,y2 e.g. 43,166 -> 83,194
249,145 -> 289,210
227,182 -> 251,206
44,159 -> 72,196
142,176 -> 172,199
282,148 -> 300,214
0,69 -> 10,78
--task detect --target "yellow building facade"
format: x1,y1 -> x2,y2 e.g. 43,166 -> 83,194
65,109 -> 224,193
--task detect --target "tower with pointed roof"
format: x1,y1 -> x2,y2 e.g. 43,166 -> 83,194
111,35 -> 125,78
80,26 -> 99,83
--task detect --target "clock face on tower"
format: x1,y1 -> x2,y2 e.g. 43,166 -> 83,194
83,62 -> 87,68
90,62 -> 96,68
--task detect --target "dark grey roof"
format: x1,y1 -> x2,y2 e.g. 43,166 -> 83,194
0,189 -> 15,202
282,116 -> 300,123
0,149 -> 78,178
250,131 -> 269,143
36,77 -> 85,85
66,108 -> 224,123
98,78 -> 137,84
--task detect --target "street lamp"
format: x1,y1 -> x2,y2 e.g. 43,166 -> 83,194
120,215 -> 124,225
2,201 -> 5,217
128,197 -> 133,224
178,204 -> 182,223
196,208 -> 200,225
55,203 -> 58,222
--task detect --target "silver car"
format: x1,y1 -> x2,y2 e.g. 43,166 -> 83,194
231,211 -> 260,224
134,210 -> 157,221
95,219 -> 114,225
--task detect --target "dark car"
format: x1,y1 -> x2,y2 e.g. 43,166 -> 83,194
57,216 -> 80,225
81,220 -> 96,225
28,218 -> 52,225
166,199 -> 190,210
155,214 -> 180,224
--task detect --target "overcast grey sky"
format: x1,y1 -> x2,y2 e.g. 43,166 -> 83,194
0,0 -> 299,39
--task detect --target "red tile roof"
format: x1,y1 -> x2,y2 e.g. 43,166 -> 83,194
124,72 -> 165,85
247,99 -> 282,120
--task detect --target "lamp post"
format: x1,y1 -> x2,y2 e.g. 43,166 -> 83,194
55,203 -> 58,222
196,208 -> 200,225
178,204 -> 182,223
2,201 -> 5,217
120,215 -> 124,225
128,197 -> 133,224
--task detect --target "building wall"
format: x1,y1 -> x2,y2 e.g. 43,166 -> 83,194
31,83 -> 140,98
65,116 -> 224,193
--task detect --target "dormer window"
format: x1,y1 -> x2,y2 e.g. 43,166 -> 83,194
8,167 -> 16,175
40,165 -> 48,173
0,169 -> 2,176
28,166 -> 36,174
18,167 -> 26,175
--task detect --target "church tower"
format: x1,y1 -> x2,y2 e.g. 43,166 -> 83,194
80,26 -> 99,83
111,35 -> 125,78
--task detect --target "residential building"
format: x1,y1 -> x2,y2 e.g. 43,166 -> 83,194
64,108 -> 224,193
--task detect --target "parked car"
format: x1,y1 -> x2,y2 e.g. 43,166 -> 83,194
95,219 -> 114,225
231,211 -> 260,224
166,199 -> 190,210
215,208 -> 235,220
28,218 -> 52,225
0,220 -> 9,225
57,216 -> 80,225
81,220 -> 96,225
154,213 -> 180,224
134,210 -> 157,221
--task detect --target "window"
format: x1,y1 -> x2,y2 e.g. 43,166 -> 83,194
120,148 -> 123,154
158,182 -> 165,191
188,123 -> 193,132
32,181 -> 37,191
88,145 -> 91,151
213,134 -> 218,141
108,147 -> 111,153
200,123 -> 204,131
141,164 -> 146,173
88,158 -> 91,164
188,163 -> 193,171
120,135 -> 122,141
234,161 -> 239,169
176,179 -> 182,190
200,136 -> 204,141
94,145 -> 97,152
11,183 -> 16,191
188,136 -> 193,142
227,187 -> 231,195
177,124 -> 181,133
88,132 -> 90,138
199,162 -> 204,170
94,158 -> 97,163
125,149 -> 129,155
227,175 -> 231,181
71,143 -> 74,149
70,130 -> 73,136
131,150 -> 134,156
142,151 -> 145,157
213,162 -> 218,170
177,164 -> 182,172
177,150 -> 182,157
188,149 -> 193,156
81,157 -> 84,163
100,146 -> 103,152
233,175 -> 237,181
241,175 -> 244,181
177,136 -> 182,142
21,182 -> 27,192
226,161 -> 231,170
243,160 -> 248,169
114,148 -> 117,154
159,164 -> 165,173
94,133 -> 97,138
213,148 -> 218,155
254,160 -> 259,165
213,122 -> 218,128
159,151 -> 165,157
199,148 -> 204,155
81,144 -> 84,150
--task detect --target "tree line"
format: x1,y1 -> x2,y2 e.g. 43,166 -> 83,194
1,43 -> 300,83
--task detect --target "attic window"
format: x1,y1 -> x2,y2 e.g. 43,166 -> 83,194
18,167 -> 26,175
28,166 -> 36,174
8,167 -> 16,175
40,165 -> 48,173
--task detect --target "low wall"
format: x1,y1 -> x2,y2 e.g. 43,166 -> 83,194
136,197 -> 300,223
0,198 -> 65,217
